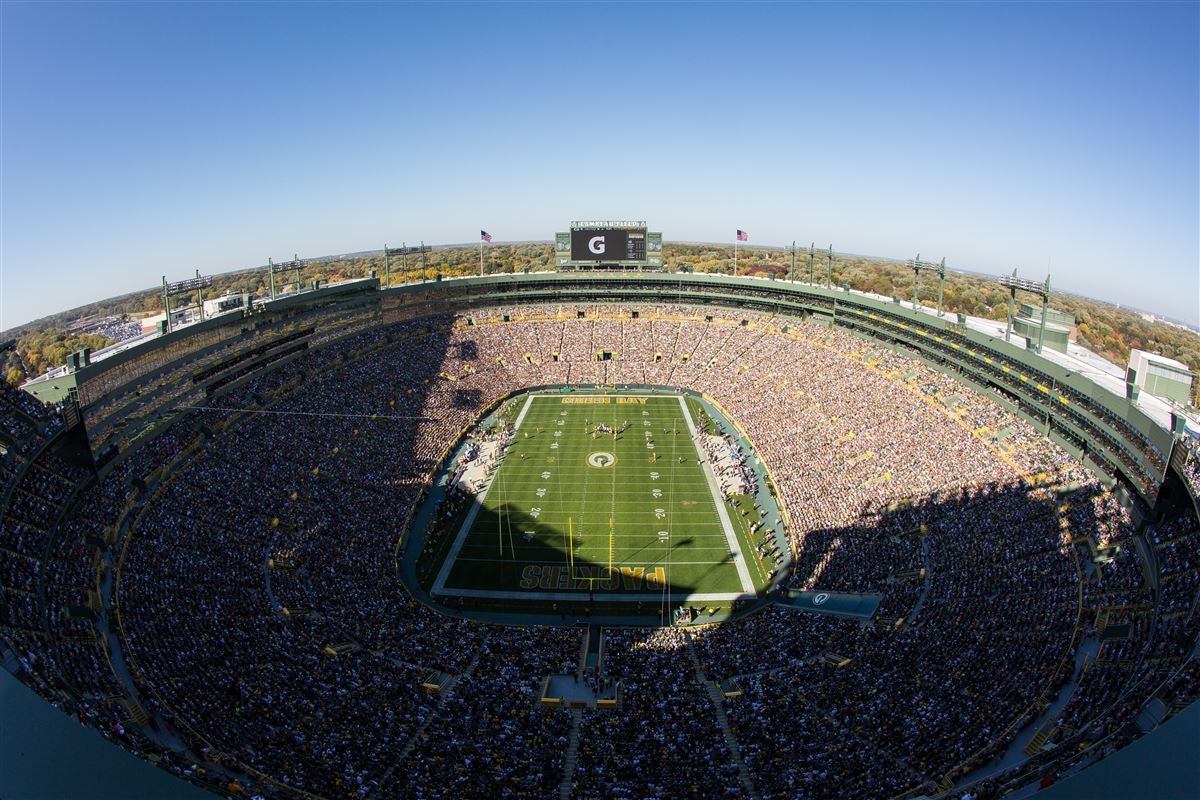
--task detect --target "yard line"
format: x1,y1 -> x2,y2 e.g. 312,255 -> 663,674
555,401 -> 570,577
452,557 -> 744,566
460,533 -> 732,542
475,509 -> 743,517
518,490 -> 712,497
436,587 -> 753,603
512,393 -> 536,430
460,537 -> 729,551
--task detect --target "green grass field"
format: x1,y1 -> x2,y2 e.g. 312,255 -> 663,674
432,393 -> 756,601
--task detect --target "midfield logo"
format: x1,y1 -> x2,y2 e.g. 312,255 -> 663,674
586,451 -> 616,468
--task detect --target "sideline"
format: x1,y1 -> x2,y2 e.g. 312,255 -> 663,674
677,395 -> 756,594
432,394 -> 535,593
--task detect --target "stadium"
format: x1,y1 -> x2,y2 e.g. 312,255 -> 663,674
2,220 -> 1198,800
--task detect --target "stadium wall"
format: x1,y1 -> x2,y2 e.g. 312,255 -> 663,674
23,279 -> 382,471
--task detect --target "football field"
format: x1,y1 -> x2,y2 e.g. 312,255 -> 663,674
432,393 -> 756,601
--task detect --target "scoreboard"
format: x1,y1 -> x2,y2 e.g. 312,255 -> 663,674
570,228 -> 644,262
556,221 -> 663,269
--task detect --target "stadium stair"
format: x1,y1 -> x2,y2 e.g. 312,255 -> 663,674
123,699 -> 151,729
687,643 -> 761,800
557,709 -> 582,800
1,644 -> 22,674
1133,535 -> 1158,591
370,644 -> 484,796
822,652 -> 852,667
902,534 -> 934,625
558,626 -> 594,800
583,625 -> 602,674
1022,721 -> 1057,757
932,774 -> 956,797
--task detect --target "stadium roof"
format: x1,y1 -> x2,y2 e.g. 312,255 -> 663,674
1131,347 -> 1193,372
21,278 -> 378,389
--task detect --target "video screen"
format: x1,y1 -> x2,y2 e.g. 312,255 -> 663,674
570,228 -> 646,261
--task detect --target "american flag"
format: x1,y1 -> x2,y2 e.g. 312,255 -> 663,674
736,229 -> 748,242
480,230 -> 492,242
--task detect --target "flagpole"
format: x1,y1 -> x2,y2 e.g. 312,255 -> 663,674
734,233 -> 738,277
480,234 -> 484,277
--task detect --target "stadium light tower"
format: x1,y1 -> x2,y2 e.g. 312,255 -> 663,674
906,255 -> 947,317
383,244 -> 402,289
803,243 -> 833,287
999,270 -> 1053,353
194,270 -> 207,322
161,272 -> 213,333
790,241 -> 796,281
382,243 -> 431,286
267,255 -> 304,300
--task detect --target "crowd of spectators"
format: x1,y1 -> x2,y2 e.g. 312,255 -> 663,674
1,302 -> 1198,799
0,384 -> 249,796
573,627 -> 742,799
1176,434 -> 1200,503
0,381 -> 63,458
385,626 -> 577,799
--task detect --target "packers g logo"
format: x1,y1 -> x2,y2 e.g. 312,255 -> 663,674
587,452 -> 616,468
813,593 -> 830,606
588,235 -> 606,255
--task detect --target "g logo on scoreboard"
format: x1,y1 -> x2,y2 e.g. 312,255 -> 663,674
570,228 -> 630,261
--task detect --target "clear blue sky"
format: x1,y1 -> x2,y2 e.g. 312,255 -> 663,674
2,0 -> 1197,330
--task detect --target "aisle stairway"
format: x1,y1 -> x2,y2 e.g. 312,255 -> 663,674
688,642 -> 760,800
558,626 -> 594,800
367,645 -> 484,799
557,708 -> 582,800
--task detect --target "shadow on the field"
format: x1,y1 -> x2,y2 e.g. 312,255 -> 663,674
437,501 -> 726,599
618,535 -> 696,563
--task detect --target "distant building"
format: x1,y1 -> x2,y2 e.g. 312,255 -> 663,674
203,292 -> 247,317
138,309 -> 190,334
1127,349 -> 1194,405
134,294 -> 248,335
